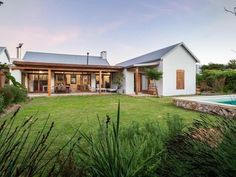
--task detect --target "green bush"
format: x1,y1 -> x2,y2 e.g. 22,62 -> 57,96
13,86 -> 27,103
0,94 -> 4,112
0,85 -> 27,107
157,116 -> 236,177
198,70 -> 236,93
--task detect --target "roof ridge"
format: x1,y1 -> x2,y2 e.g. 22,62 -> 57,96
24,51 -> 101,58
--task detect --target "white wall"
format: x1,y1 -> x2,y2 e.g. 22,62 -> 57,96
10,69 -> 22,84
162,45 -> 196,96
156,61 -> 163,96
91,73 -> 96,91
51,72 -> 55,93
122,69 -> 134,94
141,75 -> 148,90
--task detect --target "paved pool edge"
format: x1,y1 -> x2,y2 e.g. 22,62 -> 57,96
173,95 -> 236,118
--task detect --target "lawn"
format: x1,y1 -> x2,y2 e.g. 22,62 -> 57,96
3,94 -> 203,147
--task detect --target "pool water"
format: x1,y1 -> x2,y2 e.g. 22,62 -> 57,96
218,100 -> 236,105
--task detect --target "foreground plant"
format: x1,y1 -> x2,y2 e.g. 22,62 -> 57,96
158,115 -> 236,177
0,108 -> 78,177
76,102 -> 164,177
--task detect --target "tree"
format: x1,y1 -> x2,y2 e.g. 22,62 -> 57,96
227,59 -> 236,69
145,68 -> 162,96
224,6 -> 236,16
112,72 -> 124,89
201,63 -> 226,71
0,63 -> 24,89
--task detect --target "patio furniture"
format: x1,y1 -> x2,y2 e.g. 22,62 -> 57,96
55,83 -> 70,93
88,85 -> 96,92
42,85 -> 48,92
96,84 -> 107,92
107,84 -> 118,92
78,84 -> 90,92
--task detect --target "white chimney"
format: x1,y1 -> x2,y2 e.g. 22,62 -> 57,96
16,43 -> 24,59
100,51 -> 107,60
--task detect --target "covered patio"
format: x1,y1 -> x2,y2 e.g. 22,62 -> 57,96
127,61 -> 161,95
12,61 -> 122,96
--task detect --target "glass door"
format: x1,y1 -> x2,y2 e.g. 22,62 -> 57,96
80,75 -> 91,91
28,73 -> 48,93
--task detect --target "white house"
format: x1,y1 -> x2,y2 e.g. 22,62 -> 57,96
0,47 -> 10,65
117,42 -> 200,96
4,42 -> 199,96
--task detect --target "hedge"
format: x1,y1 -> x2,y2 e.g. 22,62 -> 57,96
198,70 -> 236,93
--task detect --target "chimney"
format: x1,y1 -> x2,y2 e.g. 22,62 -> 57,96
16,43 -> 24,59
87,52 -> 89,65
100,51 -> 107,60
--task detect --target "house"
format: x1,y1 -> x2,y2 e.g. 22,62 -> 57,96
9,42 -> 199,96
0,47 -> 10,88
11,51 -> 122,95
0,47 -> 10,65
117,42 -> 199,96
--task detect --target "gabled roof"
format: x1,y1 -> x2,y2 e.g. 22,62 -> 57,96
0,47 -> 10,62
116,42 -> 199,68
23,51 -> 110,66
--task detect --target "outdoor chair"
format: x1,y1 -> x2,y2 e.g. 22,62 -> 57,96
107,84 -> 118,92
96,84 -> 107,92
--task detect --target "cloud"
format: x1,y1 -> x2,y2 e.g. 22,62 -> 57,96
0,25 -> 80,57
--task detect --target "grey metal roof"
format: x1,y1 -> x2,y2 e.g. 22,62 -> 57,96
23,51 -> 110,66
0,47 -> 10,62
118,43 -> 201,68
0,47 -> 5,54
116,43 -> 180,67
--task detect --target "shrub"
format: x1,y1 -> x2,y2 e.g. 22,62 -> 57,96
0,85 -> 27,107
13,86 -> 27,103
198,70 -> 236,93
0,94 -> 4,112
157,115 -> 236,177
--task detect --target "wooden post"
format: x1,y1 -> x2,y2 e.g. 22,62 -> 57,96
135,67 -> 139,95
99,70 -> 102,94
48,69 -> 51,96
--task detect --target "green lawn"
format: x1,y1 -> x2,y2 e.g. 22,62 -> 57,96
4,94 -> 203,146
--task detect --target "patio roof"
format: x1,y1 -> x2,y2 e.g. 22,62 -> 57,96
12,61 -> 123,72
23,51 -> 110,66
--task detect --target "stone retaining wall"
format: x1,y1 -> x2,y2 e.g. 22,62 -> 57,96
173,98 -> 236,118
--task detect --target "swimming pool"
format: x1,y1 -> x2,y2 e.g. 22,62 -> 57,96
173,95 -> 236,118
218,100 -> 236,105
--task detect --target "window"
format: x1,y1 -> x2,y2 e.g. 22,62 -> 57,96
70,74 -> 77,84
176,70 -> 185,90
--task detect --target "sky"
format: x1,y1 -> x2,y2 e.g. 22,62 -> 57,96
0,0 -> 236,65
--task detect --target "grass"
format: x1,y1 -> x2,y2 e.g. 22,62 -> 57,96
3,94 -> 204,147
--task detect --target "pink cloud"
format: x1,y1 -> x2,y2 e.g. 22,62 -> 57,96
0,25 -> 80,57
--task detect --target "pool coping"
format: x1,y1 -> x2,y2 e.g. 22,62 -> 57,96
173,95 -> 236,110
173,95 -> 236,118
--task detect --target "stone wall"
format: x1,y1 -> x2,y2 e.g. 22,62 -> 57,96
173,98 -> 236,118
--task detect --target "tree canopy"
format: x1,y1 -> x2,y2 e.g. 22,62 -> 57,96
145,68 -> 163,81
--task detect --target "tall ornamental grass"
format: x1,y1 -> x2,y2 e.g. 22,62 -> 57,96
76,102 -> 185,177
0,108 -> 78,177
